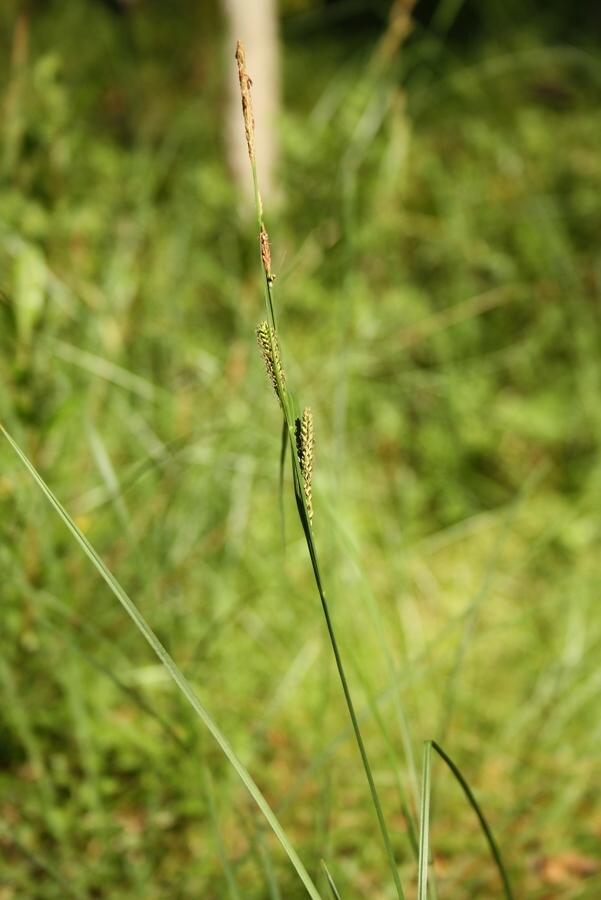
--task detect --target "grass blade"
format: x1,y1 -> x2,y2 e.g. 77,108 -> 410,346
431,741 -> 515,900
320,860 -> 342,900
0,423 -> 325,900
417,741 -> 433,900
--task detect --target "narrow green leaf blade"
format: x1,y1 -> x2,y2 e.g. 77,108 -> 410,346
432,741 -> 515,900
417,741 -> 433,900
320,860 -> 342,900
0,424 -> 324,900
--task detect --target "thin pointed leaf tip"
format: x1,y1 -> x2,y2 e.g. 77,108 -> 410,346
256,321 -> 286,398
235,39 -> 255,163
296,407 -> 315,522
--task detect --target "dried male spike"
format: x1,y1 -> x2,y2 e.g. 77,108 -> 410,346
235,40 -> 255,163
256,321 -> 286,397
296,407 -> 315,522
260,224 -> 273,281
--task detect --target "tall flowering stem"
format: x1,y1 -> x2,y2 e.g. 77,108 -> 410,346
236,40 -> 406,900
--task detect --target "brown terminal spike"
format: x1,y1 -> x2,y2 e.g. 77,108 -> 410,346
256,321 -> 286,399
296,407 -> 315,522
235,40 -> 255,163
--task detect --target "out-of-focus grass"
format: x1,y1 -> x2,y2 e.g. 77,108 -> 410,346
1,3 -> 601,898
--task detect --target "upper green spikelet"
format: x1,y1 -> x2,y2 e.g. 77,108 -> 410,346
256,321 -> 286,399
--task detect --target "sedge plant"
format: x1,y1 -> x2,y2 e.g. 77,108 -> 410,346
234,40 -> 515,900
0,38 -> 517,900
235,38 -> 406,899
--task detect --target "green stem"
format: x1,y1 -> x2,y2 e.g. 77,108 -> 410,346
417,742 -> 432,900
303,519 -> 405,900
283,400 -> 405,899
248,139 -> 405,900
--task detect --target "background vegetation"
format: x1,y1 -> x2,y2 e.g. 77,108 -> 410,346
1,1 -> 601,897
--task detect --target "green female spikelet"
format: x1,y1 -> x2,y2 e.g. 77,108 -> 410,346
256,321 -> 286,398
296,407 -> 315,522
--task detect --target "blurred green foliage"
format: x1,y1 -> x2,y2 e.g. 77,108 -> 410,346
1,2 -> 601,898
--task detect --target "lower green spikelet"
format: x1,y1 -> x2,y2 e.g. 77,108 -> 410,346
296,407 -> 315,522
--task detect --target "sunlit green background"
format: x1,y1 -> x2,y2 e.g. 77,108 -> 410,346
1,1 -> 601,897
